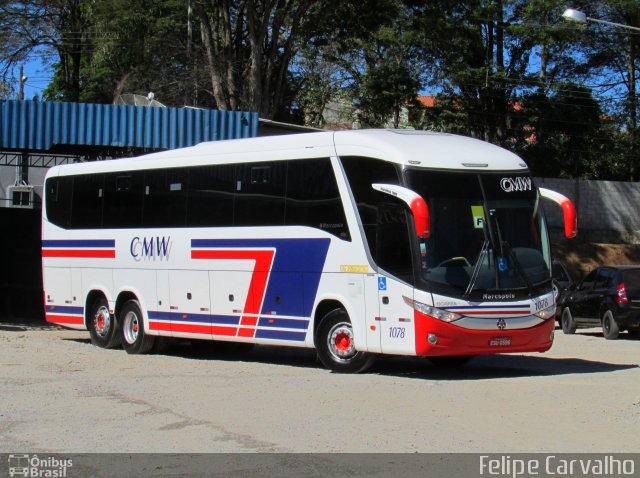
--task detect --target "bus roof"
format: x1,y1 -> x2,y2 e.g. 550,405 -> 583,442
48,129 -> 527,177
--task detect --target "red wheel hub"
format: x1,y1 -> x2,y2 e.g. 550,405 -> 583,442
334,332 -> 351,351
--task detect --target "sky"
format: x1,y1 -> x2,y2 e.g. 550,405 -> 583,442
8,45 -> 54,100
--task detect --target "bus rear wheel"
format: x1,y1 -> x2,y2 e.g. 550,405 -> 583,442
316,309 -> 374,373
120,300 -> 155,354
88,296 -> 121,349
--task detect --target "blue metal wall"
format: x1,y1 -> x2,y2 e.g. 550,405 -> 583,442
0,100 -> 258,152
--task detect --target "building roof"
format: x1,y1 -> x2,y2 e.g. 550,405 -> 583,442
0,100 -> 258,153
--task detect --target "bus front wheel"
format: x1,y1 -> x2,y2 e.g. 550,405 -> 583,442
88,296 -> 121,349
120,300 -> 155,355
316,309 -> 375,373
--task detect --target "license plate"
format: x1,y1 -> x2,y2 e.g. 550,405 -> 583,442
489,336 -> 512,347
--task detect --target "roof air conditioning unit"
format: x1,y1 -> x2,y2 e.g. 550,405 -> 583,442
8,185 -> 35,209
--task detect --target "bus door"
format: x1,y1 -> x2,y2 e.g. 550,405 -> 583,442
364,273 -> 382,353
377,275 -> 416,355
373,201 -> 417,355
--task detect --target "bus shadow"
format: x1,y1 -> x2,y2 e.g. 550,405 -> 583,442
373,354 -> 638,381
158,343 -> 639,379
159,340 -> 321,369
60,337 -> 638,379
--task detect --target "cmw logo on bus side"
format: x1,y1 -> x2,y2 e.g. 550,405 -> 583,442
130,236 -> 171,261
500,177 -> 532,193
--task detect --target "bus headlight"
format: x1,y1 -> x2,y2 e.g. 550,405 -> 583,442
403,296 -> 462,323
534,305 -> 557,320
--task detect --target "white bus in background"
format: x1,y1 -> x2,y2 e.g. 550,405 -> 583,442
42,130 -> 576,372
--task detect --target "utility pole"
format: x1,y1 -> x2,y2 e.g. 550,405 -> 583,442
18,65 -> 25,100
187,0 -> 194,106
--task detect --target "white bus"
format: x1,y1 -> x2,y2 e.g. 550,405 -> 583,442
42,129 -> 576,372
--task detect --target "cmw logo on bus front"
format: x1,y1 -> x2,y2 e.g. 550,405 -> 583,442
500,177 -> 532,193
130,236 -> 171,260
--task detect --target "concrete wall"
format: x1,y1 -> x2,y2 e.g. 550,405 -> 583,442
536,177 -> 640,244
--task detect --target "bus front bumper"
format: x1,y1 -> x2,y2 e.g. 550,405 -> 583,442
414,312 -> 556,357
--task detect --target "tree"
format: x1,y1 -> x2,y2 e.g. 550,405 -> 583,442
575,0 -> 640,179
0,0 -> 94,101
193,0 -> 322,118
0,80 -> 11,99
42,0 -> 194,105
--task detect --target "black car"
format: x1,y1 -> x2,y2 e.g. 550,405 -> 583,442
552,260 -> 574,322
560,266 -> 640,339
552,260 -> 573,294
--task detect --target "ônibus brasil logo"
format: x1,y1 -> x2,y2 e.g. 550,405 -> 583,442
8,454 -> 73,478
500,176 -> 532,193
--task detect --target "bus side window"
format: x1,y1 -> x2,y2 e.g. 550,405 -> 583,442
234,161 -> 286,226
71,174 -> 104,229
285,158 -> 350,240
45,176 -> 73,228
143,168 -> 187,227
186,164 -> 234,227
103,172 -> 143,228
340,156 -> 413,283
340,156 -> 401,258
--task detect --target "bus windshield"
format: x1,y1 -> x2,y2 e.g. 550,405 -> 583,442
405,169 -> 552,299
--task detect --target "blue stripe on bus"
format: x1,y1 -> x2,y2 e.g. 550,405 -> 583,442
257,317 -> 309,330
148,311 -> 240,326
45,305 -> 84,314
42,239 -> 115,248
255,329 -> 307,341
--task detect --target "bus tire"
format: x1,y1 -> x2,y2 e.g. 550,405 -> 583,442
316,309 -> 375,373
120,300 -> 155,354
88,296 -> 121,349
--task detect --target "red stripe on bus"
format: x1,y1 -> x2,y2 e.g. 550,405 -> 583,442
42,249 -> 115,258
211,325 -> 238,336
149,321 -> 171,332
46,314 -> 84,325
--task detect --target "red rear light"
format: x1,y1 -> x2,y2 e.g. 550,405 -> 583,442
616,282 -> 629,303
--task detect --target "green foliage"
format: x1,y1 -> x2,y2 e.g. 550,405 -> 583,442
0,81 -> 12,99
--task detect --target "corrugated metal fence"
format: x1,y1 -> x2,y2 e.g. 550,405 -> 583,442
0,100 -> 259,151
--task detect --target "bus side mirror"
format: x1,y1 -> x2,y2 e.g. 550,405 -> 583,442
539,188 -> 577,239
372,183 -> 430,238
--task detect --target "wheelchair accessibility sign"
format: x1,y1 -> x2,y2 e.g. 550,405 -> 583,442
378,277 -> 387,291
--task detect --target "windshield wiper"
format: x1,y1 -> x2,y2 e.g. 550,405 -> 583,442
463,239 -> 490,298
